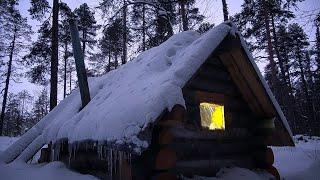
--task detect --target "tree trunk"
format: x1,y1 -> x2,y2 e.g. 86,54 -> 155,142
50,0 -> 59,111
82,30 -> 86,57
63,41 -> 68,99
115,55 -> 118,69
316,25 -> 320,84
262,0 -> 277,89
180,0 -> 188,31
270,14 -> 298,132
271,15 -> 286,86
297,50 -> 314,134
69,65 -> 72,93
221,0 -> 229,21
108,45 -> 111,72
122,0 -> 127,65
142,4 -> 146,51
0,27 -> 17,136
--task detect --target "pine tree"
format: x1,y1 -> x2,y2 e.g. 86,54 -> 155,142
59,2 -> 73,98
17,90 -> 33,120
0,2 -> 32,135
31,89 -> 49,126
4,93 -> 22,136
28,0 -> 59,110
100,18 -> 124,70
23,20 -> 51,85
50,0 -> 59,110
287,23 -> 316,134
197,22 -> 214,34
233,0 -> 305,134
74,3 -> 98,57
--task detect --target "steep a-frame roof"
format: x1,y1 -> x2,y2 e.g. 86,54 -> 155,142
2,22 -> 294,163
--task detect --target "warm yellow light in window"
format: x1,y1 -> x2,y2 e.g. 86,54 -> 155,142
200,102 -> 225,130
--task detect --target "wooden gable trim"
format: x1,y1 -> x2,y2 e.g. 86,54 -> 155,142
217,37 -> 276,118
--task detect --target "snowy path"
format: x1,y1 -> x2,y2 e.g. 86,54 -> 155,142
0,135 -> 319,180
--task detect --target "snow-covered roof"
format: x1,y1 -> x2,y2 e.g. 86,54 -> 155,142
4,22 -> 293,159
41,23 -> 232,152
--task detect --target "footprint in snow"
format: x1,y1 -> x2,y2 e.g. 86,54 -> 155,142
174,41 -> 183,46
166,47 -> 177,57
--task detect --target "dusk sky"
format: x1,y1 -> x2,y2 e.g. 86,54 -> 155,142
10,0 -> 320,102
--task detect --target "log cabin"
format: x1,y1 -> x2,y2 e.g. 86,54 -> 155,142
2,22 -> 294,180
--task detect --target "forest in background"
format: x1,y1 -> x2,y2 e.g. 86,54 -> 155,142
0,0 -> 319,137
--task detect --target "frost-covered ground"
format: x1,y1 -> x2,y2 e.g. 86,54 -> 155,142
0,135 -> 319,180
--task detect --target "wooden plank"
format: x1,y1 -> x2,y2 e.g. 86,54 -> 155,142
230,48 -> 276,117
219,52 -> 265,116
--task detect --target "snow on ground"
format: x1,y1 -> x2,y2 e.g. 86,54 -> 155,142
272,135 -> 320,180
0,135 -> 319,179
0,137 -> 97,180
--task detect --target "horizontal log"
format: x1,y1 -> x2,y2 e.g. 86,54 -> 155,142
166,105 -> 185,122
186,76 -> 239,96
249,118 -> 276,135
197,66 -> 232,83
155,148 -> 177,170
168,126 -> 251,141
167,139 -> 265,159
159,130 -> 174,145
175,157 -> 254,176
153,172 -> 177,180
205,57 -> 226,69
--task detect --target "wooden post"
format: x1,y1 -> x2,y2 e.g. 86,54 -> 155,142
69,18 -> 91,108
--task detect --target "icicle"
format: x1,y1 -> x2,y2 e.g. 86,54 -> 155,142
68,144 -> 72,166
110,149 -> 113,180
119,151 -> 122,180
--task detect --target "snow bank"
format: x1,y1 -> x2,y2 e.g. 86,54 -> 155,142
0,161 -> 97,180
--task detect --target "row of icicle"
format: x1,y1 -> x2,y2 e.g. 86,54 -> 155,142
50,142 -> 132,179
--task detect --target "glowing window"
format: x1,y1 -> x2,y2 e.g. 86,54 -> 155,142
199,103 -> 225,130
